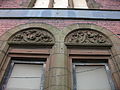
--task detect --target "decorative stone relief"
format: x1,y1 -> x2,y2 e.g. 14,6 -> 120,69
10,28 -> 55,43
65,30 -> 111,46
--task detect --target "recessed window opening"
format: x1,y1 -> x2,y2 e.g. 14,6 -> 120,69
2,59 -> 46,90
72,59 -> 108,63
73,59 -> 115,90
33,0 -> 88,8
11,57 -> 47,62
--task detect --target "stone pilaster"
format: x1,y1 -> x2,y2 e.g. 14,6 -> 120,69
45,42 -> 71,90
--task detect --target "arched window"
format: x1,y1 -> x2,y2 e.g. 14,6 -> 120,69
65,29 -> 115,90
0,27 -> 55,90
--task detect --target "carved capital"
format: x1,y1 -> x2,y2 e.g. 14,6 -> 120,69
9,28 -> 55,44
65,30 -> 112,46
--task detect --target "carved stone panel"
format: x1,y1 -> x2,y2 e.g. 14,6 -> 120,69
9,28 -> 55,44
65,29 -> 112,46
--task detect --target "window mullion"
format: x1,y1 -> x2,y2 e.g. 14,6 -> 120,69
48,0 -> 54,8
68,0 -> 74,8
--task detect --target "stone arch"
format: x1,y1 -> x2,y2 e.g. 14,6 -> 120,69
0,22 -> 61,53
0,22 -> 61,64
63,23 -> 120,53
62,23 -> 116,41
62,23 -> 120,89
62,23 -> 120,46
0,22 -> 60,42
62,23 -> 120,60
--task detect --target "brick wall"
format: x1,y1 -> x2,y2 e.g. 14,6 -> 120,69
96,0 -> 120,10
0,19 -> 120,38
0,0 -> 29,8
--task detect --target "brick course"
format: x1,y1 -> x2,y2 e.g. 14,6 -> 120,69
0,19 -> 120,38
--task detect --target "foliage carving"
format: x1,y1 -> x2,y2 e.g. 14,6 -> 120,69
65,30 -> 111,46
10,28 -> 55,43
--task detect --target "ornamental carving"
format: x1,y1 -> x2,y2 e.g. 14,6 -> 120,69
65,30 -> 111,45
10,29 -> 55,43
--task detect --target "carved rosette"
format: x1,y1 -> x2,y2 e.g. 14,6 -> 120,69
65,30 -> 111,46
10,29 -> 55,44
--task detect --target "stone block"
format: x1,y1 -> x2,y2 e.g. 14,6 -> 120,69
0,41 -> 9,53
0,51 -> 5,65
0,32 -> 11,41
111,43 -> 120,56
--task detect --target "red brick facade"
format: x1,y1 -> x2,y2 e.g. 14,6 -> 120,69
0,0 -> 28,8
96,0 -> 120,10
0,0 -> 120,90
0,19 -> 120,38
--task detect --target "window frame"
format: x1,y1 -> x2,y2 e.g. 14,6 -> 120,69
72,62 -> 116,90
1,58 -> 47,90
0,41 -> 51,90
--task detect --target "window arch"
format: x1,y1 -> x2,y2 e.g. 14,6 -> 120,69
0,22 -> 60,90
64,28 -> 114,90
63,23 -> 120,89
